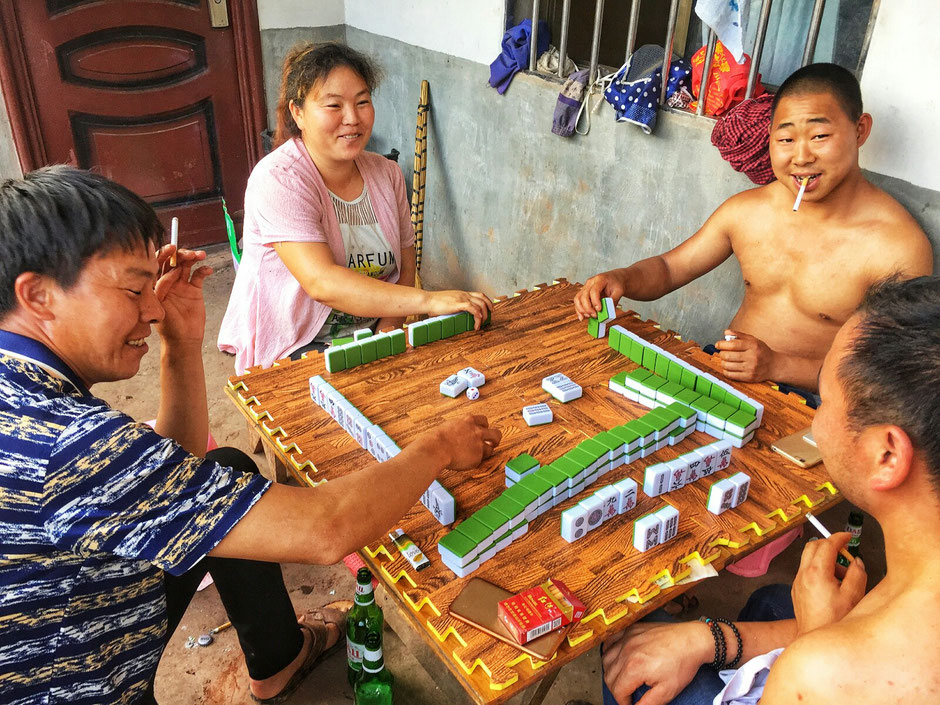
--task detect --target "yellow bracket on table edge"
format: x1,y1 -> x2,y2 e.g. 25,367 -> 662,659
739,521 -> 774,537
766,507 -> 798,523
792,493 -> 823,509
427,619 -> 468,647
815,481 -> 839,495
452,653 -> 519,691
680,550 -> 721,567
616,584 -> 661,605
709,535 -> 750,550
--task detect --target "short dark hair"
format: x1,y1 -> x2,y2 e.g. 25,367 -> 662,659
274,42 -> 382,148
0,165 -> 163,316
772,63 -> 863,122
838,276 -> 940,492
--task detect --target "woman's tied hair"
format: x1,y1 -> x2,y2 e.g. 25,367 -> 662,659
274,42 -> 381,147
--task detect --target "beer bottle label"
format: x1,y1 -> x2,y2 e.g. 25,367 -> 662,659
347,639 -> 364,666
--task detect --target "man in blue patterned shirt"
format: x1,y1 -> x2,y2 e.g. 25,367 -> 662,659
0,167 -> 501,704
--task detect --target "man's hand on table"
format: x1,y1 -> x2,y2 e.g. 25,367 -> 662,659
792,533 -> 867,636
574,269 -> 627,321
155,245 -> 211,346
430,414 -> 502,469
603,621 -> 712,705
713,330 -> 776,383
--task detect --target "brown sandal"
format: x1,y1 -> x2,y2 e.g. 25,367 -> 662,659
251,600 -> 352,704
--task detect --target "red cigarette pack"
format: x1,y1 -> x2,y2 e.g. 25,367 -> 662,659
497,579 -> 585,645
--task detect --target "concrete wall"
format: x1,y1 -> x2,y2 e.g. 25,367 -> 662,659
859,0 -> 940,191
255,22 -> 940,348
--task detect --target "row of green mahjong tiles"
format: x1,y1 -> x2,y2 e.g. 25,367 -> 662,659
312,301 -> 763,576
323,310 -> 489,373
434,316 -> 763,577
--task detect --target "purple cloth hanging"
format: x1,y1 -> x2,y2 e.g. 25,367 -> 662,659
489,19 -> 551,95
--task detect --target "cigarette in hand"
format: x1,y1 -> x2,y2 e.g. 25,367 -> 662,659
170,217 -> 179,267
805,512 -> 855,564
792,177 -> 809,212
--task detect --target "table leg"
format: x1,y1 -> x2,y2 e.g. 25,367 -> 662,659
515,668 -> 560,705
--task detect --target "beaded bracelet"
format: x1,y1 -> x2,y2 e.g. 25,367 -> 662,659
699,617 -> 726,670
714,617 -> 743,669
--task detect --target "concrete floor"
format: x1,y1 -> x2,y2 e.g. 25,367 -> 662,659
94,244 -> 885,704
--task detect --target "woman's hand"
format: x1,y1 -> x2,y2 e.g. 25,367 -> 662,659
427,290 -> 493,329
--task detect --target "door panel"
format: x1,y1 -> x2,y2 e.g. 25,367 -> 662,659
7,0 -> 261,246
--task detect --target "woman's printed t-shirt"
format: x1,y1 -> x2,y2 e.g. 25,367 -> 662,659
314,184 -> 398,342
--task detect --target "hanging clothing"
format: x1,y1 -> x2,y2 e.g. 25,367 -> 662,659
552,69 -> 590,137
691,40 -> 764,117
488,19 -> 550,95
603,59 -> 693,134
710,93 -> 776,185
695,0 -> 751,63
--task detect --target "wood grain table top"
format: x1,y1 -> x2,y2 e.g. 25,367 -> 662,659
226,280 -> 840,704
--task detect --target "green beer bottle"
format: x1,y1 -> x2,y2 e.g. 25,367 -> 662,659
354,632 -> 394,705
347,568 -> 384,686
837,511 -> 864,567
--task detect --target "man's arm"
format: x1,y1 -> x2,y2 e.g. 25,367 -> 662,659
573,201 -> 738,319
153,246 -> 212,456
209,414 -> 501,565
714,331 -> 824,390
602,618 -> 798,705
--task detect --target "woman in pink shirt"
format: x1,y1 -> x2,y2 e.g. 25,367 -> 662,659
219,44 -> 491,374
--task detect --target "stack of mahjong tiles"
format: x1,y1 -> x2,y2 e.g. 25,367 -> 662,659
406,309 -> 488,348
560,477 -> 637,542
309,375 -> 455,526
643,439 -> 733,497
324,328 -> 406,373
607,324 -> 763,448
707,472 -> 750,514
633,504 -> 680,552
587,296 -> 617,338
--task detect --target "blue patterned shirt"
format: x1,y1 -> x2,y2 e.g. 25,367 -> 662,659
0,331 -> 271,704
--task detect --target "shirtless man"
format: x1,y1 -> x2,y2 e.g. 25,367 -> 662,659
574,63 -> 932,392
602,275 -> 940,705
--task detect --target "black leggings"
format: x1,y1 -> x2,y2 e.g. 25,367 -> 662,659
145,447 -> 303,702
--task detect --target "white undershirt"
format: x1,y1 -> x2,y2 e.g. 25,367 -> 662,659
314,184 -> 398,342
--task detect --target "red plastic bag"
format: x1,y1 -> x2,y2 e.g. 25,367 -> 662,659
691,40 -> 764,116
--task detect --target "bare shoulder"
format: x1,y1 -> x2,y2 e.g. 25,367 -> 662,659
858,183 -> 933,275
759,628 -> 849,704
704,182 -> 784,240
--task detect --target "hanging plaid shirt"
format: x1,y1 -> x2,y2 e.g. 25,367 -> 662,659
0,331 -> 270,704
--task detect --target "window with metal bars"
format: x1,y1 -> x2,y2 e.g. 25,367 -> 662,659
510,0 -> 879,117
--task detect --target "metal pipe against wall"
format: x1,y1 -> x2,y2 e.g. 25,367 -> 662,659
855,0 -> 881,77
745,0 -> 773,99
696,29 -> 717,116
624,0 -> 642,66
588,0 -> 606,83
802,0 -> 826,66
557,0 -> 572,77
529,0 -> 542,72
659,0 -> 680,107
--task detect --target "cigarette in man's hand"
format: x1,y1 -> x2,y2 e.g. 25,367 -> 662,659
792,177 -> 809,212
170,217 -> 179,267
805,512 -> 855,564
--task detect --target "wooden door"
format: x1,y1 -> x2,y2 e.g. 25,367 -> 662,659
0,0 -> 266,247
